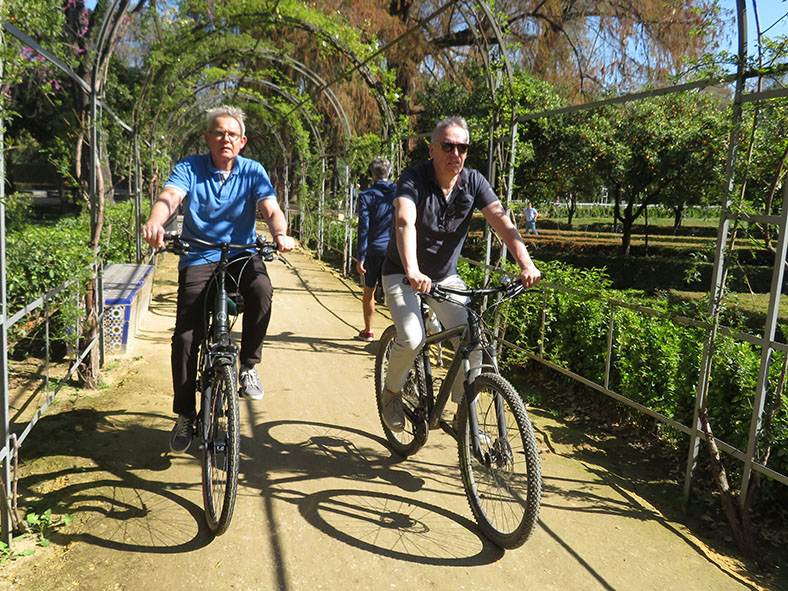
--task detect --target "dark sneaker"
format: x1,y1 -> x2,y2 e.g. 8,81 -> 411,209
357,330 -> 374,342
169,414 -> 194,453
380,388 -> 404,432
239,367 -> 264,400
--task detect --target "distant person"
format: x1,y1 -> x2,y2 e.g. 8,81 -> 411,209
523,201 -> 539,235
355,157 -> 396,341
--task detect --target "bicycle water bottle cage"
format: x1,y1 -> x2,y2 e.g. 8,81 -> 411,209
226,292 -> 245,315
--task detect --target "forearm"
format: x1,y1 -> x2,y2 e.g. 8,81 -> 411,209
395,222 -> 420,276
147,189 -> 181,226
501,227 -> 537,272
258,199 -> 287,237
142,188 -> 183,248
258,198 -> 295,251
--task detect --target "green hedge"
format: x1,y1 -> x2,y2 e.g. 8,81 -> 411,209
458,259 -> 788,509
6,200 -> 139,356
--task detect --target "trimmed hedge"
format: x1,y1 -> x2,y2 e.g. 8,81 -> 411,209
458,258 -> 788,511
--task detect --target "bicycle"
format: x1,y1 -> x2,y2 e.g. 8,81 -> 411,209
374,277 -> 542,549
163,232 -> 280,536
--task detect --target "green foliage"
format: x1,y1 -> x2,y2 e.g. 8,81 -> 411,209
25,509 -> 73,546
0,540 -> 34,562
459,257 -> 788,507
5,201 -> 139,356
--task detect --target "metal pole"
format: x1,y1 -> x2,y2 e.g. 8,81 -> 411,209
0,22 -> 12,544
739,183 -> 788,505
318,158 -> 326,259
682,0 -> 747,508
90,91 -> 99,249
133,133 -> 142,264
284,163 -> 290,227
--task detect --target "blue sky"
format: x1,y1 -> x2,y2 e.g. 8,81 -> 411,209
718,0 -> 788,54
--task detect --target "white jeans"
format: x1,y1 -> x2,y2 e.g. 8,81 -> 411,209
382,274 -> 482,403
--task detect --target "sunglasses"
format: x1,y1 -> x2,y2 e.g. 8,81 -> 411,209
438,141 -> 469,155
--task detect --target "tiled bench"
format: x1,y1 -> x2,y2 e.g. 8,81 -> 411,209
103,263 -> 155,356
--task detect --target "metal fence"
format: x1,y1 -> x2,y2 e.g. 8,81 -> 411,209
0,267 -> 105,539
292,168 -> 788,510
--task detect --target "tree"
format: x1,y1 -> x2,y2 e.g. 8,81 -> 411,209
595,93 -> 727,254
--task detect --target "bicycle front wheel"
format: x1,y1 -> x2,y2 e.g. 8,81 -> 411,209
374,325 -> 428,457
201,364 -> 240,535
457,373 -> 541,549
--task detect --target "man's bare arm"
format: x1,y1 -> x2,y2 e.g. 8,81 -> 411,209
482,201 -> 541,288
258,198 -> 295,251
142,187 -> 184,249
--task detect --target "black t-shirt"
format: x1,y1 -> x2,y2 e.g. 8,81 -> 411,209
383,160 -> 498,280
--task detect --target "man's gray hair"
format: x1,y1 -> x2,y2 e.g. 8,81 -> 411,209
368,156 -> 392,180
206,105 -> 246,137
431,116 -> 470,142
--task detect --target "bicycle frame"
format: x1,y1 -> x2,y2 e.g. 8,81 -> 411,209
197,243 -> 239,443
417,296 -> 501,462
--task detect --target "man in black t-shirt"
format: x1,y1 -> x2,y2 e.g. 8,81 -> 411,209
379,116 -> 541,432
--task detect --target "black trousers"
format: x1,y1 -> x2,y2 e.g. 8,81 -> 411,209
171,255 -> 273,416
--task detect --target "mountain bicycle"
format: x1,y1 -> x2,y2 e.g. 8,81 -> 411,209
164,232 -> 279,536
374,278 -> 542,549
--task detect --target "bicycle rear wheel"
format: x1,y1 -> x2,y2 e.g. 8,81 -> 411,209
457,373 -> 541,549
374,325 -> 428,457
201,364 -> 240,535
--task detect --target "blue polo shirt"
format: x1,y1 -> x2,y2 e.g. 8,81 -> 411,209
164,153 -> 276,268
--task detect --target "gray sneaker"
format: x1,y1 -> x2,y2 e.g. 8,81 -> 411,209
380,388 -> 405,432
169,414 -> 194,453
239,367 -> 264,400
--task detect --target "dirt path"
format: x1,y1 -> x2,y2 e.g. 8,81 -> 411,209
0,248 -> 770,591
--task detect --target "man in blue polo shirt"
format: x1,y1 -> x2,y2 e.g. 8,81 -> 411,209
379,116 -> 541,432
355,156 -> 396,341
142,105 -> 294,453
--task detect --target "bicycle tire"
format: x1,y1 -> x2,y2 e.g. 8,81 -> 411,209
201,364 -> 240,535
457,373 -> 541,549
374,325 -> 428,457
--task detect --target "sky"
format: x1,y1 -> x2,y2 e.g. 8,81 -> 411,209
718,0 -> 788,55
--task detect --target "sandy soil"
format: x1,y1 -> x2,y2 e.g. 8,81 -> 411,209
0,248 -> 776,591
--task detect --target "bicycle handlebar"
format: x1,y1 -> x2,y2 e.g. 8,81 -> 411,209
162,231 -> 279,261
404,275 -> 539,301
431,278 -> 528,300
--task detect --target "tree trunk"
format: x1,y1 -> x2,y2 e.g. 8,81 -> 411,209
567,194 -> 577,227
673,202 -> 685,232
78,278 -> 100,389
697,408 -> 753,556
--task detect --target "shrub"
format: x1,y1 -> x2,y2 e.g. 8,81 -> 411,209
458,257 -> 788,512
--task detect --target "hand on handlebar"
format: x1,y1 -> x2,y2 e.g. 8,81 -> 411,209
274,234 -> 295,252
406,270 -> 432,294
518,264 -> 542,289
142,222 -> 166,250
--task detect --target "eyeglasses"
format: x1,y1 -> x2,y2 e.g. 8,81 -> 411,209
439,141 -> 469,155
210,130 -> 241,142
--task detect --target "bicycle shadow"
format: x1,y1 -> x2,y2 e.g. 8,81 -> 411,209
239,418 -> 505,566
15,408 -> 215,553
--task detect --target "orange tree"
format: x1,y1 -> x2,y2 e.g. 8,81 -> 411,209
595,92 -> 728,254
